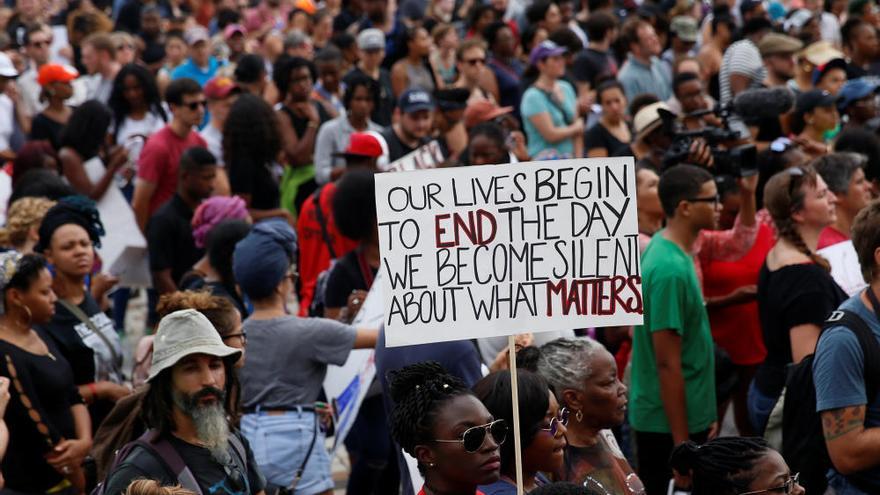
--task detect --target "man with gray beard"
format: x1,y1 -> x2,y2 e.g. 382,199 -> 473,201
101,310 -> 266,495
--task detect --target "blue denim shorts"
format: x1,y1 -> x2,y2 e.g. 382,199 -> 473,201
241,409 -> 334,495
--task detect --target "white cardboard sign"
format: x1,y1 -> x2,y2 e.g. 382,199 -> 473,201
818,240 -> 868,296
375,157 -> 644,347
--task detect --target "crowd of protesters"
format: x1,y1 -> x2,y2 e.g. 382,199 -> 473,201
2,0 -> 880,494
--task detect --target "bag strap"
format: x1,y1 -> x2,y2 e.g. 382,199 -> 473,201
356,248 -> 374,289
312,185 -> 337,260
132,429 -> 203,495
58,299 -> 121,372
824,308 -> 880,404
288,413 -> 319,491
537,87 -> 574,126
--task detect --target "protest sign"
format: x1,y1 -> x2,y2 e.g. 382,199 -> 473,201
84,158 -> 151,287
375,157 -> 644,347
322,271 -> 384,453
818,240 -> 867,296
380,140 -> 445,173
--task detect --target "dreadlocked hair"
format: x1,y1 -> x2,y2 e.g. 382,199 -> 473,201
669,437 -> 771,495
763,165 -> 831,272
388,361 -> 469,471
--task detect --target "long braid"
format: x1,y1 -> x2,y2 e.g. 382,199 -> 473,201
764,165 -> 832,272
669,437 -> 771,495
776,216 -> 831,271
388,361 -> 469,471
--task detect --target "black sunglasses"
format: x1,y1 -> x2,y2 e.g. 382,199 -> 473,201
434,419 -> 507,453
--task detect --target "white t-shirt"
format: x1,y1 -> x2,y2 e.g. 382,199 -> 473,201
199,123 -> 224,166
116,112 -> 166,164
0,94 -> 15,152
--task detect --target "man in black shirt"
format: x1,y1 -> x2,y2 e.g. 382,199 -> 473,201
380,88 -> 436,163
572,11 -> 618,95
146,147 -> 217,294
101,309 -> 264,495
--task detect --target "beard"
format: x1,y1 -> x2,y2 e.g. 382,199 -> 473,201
173,386 -> 231,464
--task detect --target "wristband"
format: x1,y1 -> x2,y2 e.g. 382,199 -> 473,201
87,382 -> 98,402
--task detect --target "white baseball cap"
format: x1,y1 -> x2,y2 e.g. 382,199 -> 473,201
0,53 -> 19,78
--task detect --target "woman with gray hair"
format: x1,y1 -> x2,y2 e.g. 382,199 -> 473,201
522,338 -> 643,494
814,152 -> 873,249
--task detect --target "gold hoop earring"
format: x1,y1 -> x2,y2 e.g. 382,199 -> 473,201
575,409 -> 584,422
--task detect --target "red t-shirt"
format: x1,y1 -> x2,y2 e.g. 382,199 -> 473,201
702,224 -> 774,366
296,183 -> 358,316
137,126 -> 207,216
817,225 -> 849,250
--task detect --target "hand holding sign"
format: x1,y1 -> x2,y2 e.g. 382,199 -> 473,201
375,157 -> 644,347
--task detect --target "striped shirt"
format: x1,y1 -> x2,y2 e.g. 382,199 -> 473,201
719,39 -> 766,104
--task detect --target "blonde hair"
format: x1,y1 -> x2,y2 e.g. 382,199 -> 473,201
0,197 -> 56,249
125,480 -> 197,495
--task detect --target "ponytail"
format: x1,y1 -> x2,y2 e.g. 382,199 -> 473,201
669,437 -> 771,495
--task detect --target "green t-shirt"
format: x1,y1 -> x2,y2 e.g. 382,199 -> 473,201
629,233 -> 717,434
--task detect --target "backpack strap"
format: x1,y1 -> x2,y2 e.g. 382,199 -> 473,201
312,185 -> 337,260
823,309 -> 880,404
131,430 -> 203,495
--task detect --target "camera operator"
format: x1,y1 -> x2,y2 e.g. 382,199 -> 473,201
632,101 -> 714,172
673,72 -> 723,131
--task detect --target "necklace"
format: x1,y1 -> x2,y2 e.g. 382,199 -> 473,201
0,325 -> 55,360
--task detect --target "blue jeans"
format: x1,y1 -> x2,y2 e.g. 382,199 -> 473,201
241,409 -> 333,495
747,380 -> 778,435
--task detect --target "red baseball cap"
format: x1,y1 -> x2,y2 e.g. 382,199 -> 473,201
334,132 -> 383,159
37,64 -> 78,86
463,100 -> 514,129
204,76 -> 240,100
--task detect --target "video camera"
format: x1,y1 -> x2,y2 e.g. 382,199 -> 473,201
658,87 -> 795,177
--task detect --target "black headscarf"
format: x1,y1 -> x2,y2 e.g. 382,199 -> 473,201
35,195 -> 105,253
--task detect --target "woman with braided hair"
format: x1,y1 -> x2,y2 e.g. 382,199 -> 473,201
668,437 -> 803,495
749,165 -> 847,434
389,361 -> 505,495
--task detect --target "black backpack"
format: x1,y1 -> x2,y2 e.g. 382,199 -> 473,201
92,429 -> 249,495
781,309 -> 880,494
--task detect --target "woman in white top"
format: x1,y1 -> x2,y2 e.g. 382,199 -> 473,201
58,101 -> 127,201
108,64 -> 167,192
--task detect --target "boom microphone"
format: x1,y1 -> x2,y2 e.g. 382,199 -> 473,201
730,87 -> 795,118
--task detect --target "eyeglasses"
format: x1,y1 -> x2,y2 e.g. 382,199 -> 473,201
738,473 -> 800,495
540,407 -> 569,436
464,58 -> 486,66
686,194 -> 720,208
434,419 -> 507,453
184,100 -> 207,110
222,331 -> 247,346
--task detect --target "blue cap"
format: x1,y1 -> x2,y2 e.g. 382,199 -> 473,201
838,78 -> 880,110
399,88 -> 435,114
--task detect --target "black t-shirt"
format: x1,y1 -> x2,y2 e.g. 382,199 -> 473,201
146,193 -> 204,286
0,334 -> 81,492
30,113 -> 65,149
343,67 -> 395,126
229,156 -> 281,211
572,48 -> 616,88
325,248 -> 377,309
754,262 -> 847,397
280,102 -> 332,139
102,430 -> 265,495
584,122 -> 632,156
40,293 -> 123,429
380,126 -> 433,163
